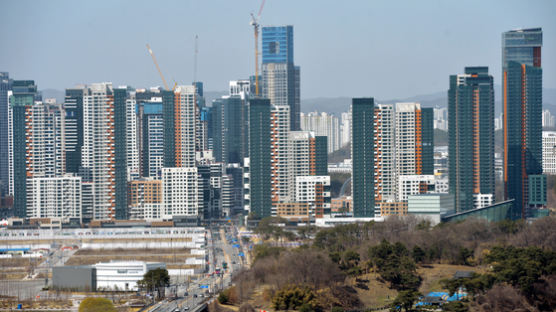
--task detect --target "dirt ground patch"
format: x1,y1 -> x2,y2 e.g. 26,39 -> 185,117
66,253 -> 196,266
0,299 -> 72,309
74,248 -> 191,256
81,237 -> 192,243
418,263 -> 484,294
346,273 -> 397,309
0,257 -> 45,267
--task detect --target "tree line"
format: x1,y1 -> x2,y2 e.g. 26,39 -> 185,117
219,216 -> 556,312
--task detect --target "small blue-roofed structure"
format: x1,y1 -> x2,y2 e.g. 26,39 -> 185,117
416,291 -> 468,307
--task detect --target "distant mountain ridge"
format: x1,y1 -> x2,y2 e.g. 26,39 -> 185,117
40,87 -> 556,118
301,87 -> 556,117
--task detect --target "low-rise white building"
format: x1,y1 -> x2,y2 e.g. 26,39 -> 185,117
473,194 -> 493,209
543,131 -> 556,175
94,261 -> 165,291
407,194 -> 455,225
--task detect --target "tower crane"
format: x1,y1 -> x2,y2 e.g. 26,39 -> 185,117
193,35 -> 199,85
146,43 -> 170,91
250,0 -> 266,96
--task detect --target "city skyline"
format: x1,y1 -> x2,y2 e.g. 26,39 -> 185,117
1,0 -> 555,100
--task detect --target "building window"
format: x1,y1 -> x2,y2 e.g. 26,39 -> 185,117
269,41 -> 280,54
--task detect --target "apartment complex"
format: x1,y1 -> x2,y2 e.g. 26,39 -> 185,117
449,67 -> 495,212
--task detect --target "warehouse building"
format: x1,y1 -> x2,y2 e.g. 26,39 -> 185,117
52,266 -> 96,291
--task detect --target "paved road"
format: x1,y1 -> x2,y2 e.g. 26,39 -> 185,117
152,224 -> 247,312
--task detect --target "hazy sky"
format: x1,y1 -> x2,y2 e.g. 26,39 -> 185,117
1,0 -> 555,99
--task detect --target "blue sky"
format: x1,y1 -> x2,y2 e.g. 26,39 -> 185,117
1,0 -> 554,99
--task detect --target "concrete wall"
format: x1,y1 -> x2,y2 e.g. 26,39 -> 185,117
52,266 -> 96,291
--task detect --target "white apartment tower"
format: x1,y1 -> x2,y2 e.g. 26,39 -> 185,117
162,167 -> 199,217
395,103 -> 420,176
295,175 -> 331,218
25,102 -> 66,179
374,102 -> 435,211
126,95 -> 139,180
27,175 -> 82,220
374,104 -> 396,202
543,110 -> 555,128
81,83 -> 116,220
270,105 -> 291,205
300,112 -> 340,153
174,85 -> 197,168
340,110 -> 352,148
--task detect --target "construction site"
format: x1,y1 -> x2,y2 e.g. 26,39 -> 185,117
0,227 -> 208,309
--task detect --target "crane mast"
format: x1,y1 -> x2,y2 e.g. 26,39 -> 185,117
251,0 -> 266,96
146,43 -> 170,91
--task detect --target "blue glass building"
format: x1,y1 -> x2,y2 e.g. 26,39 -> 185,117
261,25 -> 300,131
262,26 -> 294,64
502,28 -> 546,219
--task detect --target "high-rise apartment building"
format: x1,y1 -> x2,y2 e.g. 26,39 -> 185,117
81,83 -> 127,220
247,98 -> 272,219
212,96 -> 248,164
137,98 -> 164,178
224,164 -> 244,216
27,175 -> 82,220
351,98 -> 375,217
27,102 -> 67,178
374,104 -> 396,202
0,73 -> 11,197
396,103 -> 433,176
449,67 -> 495,212
173,85 -> 197,168
162,90 -> 176,167
9,80 -> 38,217
295,175 -> 331,218
262,25 -> 300,131
10,97 -> 67,218
502,28 -> 545,218
229,80 -> 251,96
198,163 -> 224,220
542,110 -> 555,128
433,107 -> 448,131
300,112 -> 340,153
340,110 -> 352,148
128,178 -> 162,220
162,167 -> 199,217
64,87 -> 85,174
270,105 -> 291,205
126,94 -> 139,180
374,103 -> 434,206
